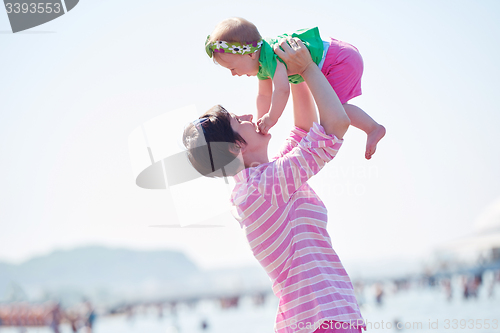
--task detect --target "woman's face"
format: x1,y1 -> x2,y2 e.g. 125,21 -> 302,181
229,113 -> 271,155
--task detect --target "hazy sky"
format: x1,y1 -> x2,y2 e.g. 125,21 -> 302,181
1,0 -> 499,270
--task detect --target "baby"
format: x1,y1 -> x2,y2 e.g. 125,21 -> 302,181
205,17 -> 385,159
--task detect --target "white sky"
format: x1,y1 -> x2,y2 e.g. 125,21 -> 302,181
1,0 -> 499,270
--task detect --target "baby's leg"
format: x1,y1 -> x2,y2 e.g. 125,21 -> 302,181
320,39 -> 384,159
343,104 -> 386,159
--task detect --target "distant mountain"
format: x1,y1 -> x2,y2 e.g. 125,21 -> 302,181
0,246 -> 428,305
0,246 -> 200,302
0,262 -> 16,298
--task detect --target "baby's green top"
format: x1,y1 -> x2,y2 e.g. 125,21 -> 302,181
257,27 -> 324,84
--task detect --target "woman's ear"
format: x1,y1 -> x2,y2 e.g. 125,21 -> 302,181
229,141 -> 246,155
228,142 -> 246,172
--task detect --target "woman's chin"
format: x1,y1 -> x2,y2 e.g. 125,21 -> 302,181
258,131 -> 271,138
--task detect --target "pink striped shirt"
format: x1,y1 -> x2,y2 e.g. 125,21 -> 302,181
230,123 -> 365,333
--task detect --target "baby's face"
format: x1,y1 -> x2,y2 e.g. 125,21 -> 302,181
215,52 -> 260,77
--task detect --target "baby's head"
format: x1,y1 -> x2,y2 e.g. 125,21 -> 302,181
183,105 -> 246,178
206,18 -> 262,77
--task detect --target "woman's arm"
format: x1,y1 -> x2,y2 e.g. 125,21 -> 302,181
271,82 -> 317,158
255,123 -> 343,206
290,82 -> 317,132
273,38 -> 350,139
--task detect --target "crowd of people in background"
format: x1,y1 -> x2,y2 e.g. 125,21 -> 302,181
352,269 -> 500,309
0,300 -> 95,333
0,270 -> 499,332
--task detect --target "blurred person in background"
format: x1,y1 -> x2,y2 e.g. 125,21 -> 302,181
84,301 -> 96,333
65,309 -> 81,333
441,278 -> 452,301
375,283 -> 384,306
46,302 -> 62,333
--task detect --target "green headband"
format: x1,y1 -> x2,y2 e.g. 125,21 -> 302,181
205,35 -> 263,58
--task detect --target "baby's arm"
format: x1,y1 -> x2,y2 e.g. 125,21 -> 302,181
256,79 -> 272,119
257,61 -> 290,134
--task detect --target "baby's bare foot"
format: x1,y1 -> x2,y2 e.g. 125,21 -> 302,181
365,125 -> 386,159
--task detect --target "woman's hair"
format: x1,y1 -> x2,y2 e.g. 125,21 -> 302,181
183,105 -> 246,178
207,17 -> 262,62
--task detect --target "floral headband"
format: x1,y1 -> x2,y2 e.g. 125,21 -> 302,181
205,36 -> 263,58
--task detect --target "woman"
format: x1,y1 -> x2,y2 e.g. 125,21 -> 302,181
183,39 -> 365,333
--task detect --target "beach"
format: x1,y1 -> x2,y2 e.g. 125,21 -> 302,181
1,274 -> 499,333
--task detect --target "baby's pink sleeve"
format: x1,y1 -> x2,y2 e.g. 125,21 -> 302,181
258,123 -> 343,206
272,126 -> 308,159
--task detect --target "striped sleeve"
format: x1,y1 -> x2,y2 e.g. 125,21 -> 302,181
259,122 -> 343,207
273,126 -> 308,159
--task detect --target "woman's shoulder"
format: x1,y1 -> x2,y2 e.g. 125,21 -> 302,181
230,163 -> 272,206
272,126 -> 309,159
235,160 -> 273,180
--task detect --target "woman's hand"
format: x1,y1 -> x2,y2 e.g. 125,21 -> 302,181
273,38 -> 315,76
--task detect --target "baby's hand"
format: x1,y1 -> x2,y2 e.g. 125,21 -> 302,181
257,113 -> 278,134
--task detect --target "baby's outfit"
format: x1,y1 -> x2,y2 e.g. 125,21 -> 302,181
257,27 -> 364,104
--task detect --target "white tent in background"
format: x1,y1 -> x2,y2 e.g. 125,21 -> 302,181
435,197 -> 500,264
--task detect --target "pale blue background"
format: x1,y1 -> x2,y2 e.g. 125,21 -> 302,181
0,0 -> 499,269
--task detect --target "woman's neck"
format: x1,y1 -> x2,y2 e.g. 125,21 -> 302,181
244,150 -> 269,168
